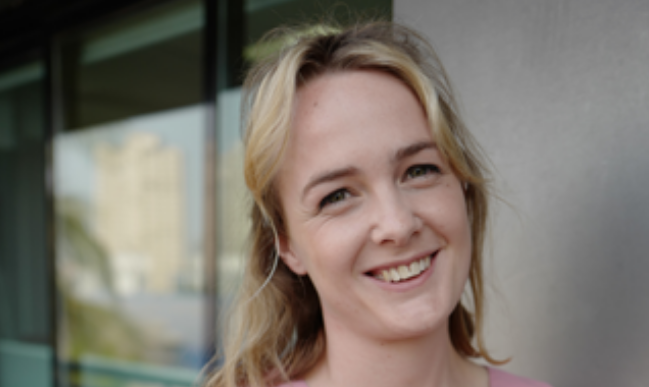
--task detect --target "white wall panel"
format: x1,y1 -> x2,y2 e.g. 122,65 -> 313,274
394,1 -> 649,386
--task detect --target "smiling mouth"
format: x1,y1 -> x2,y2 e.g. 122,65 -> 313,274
367,252 -> 437,284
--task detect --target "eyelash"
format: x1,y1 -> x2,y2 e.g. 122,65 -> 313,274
405,164 -> 441,179
319,188 -> 349,209
318,164 -> 441,210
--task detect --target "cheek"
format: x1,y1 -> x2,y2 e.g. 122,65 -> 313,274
299,220 -> 365,276
418,185 -> 470,238
418,184 -> 472,274
447,193 -> 473,287
446,192 -> 472,265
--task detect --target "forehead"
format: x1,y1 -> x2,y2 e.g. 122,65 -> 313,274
276,70 -> 434,186
291,70 -> 428,142
297,69 -> 418,110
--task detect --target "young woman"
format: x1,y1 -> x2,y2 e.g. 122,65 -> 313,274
205,21 -> 552,387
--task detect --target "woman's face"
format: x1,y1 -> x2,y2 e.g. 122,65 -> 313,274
276,70 -> 472,340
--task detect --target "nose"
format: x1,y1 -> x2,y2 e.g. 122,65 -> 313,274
370,188 -> 422,246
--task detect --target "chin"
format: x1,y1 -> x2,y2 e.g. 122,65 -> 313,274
375,306 -> 452,342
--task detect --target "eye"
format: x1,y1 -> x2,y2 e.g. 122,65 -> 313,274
405,164 -> 441,180
319,189 -> 350,209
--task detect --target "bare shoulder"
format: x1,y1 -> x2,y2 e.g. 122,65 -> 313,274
489,367 -> 553,387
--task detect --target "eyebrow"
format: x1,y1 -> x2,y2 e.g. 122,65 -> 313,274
301,141 -> 437,200
393,141 -> 437,163
302,166 -> 359,201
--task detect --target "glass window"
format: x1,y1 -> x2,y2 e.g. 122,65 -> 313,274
60,0 -> 203,130
0,60 -> 53,387
54,1 -> 206,385
3,2 -> 392,386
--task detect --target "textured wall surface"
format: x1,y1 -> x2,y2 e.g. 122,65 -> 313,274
394,1 -> 649,387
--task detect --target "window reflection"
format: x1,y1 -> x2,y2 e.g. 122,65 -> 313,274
94,132 -> 186,295
61,0 -> 202,130
216,88 -> 247,298
54,0 -> 205,384
55,107 -> 205,371
2,0 -> 393,386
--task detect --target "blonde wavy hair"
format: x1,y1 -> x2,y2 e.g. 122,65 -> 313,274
205,20 -> 500,387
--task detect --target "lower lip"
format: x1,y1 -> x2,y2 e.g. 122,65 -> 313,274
368,252 -> 437,292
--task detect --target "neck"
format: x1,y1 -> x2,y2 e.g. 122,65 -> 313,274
304,317 -> 487,387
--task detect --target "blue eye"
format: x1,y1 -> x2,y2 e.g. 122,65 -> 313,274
406,164 -> 440,179
319,189 -> 349,209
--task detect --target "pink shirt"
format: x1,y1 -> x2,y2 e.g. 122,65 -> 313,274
276,367 -> 552,387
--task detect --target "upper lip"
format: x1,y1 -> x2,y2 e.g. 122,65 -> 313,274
364,249 -> 439,275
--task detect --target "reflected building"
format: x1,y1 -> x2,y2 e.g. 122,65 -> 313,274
217,141 -> 250,295
95,132 -> 185,295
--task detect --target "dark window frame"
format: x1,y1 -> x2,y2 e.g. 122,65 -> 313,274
0,1 -> 222,385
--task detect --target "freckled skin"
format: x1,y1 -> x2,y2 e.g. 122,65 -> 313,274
275,70 -> 488,387
276,70 -> 472,341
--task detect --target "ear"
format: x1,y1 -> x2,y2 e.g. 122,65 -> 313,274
278,233 -> 308,275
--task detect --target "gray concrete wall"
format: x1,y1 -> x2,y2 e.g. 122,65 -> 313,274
394,1 -> 649,386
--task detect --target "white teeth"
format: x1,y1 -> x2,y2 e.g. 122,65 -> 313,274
409,261 -> 420,274
376,254 -> 434,283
